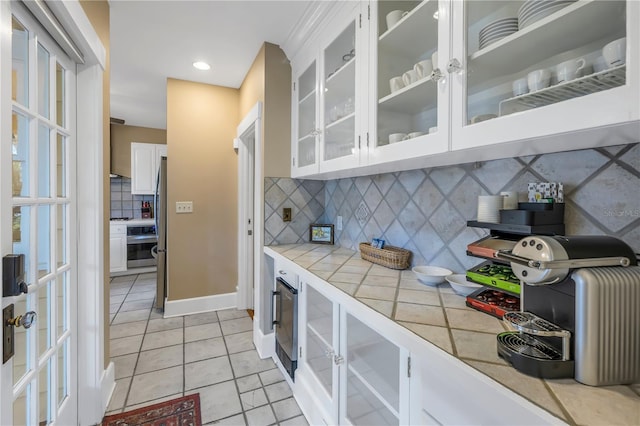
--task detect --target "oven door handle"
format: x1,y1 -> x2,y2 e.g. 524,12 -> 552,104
272,290 -> 281,326
127,235 -> 157,244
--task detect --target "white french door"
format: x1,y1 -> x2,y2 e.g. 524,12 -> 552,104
1,3 -> 77,425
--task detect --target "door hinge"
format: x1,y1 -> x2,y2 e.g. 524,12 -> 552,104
293,157 -> 295,167
366,132 -> 370,147
368,5 -> 370,20
358,135 -> 361,150
299,346 -> 303,358
407,356 -> 411,378
293,81 -> 296,91
359,13 -> 362,28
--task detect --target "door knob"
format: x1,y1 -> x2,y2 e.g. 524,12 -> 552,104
447,58 -> 463,74
6,311 -> 37,329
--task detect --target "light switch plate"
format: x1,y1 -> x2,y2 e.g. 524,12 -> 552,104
176,201 -> 193,213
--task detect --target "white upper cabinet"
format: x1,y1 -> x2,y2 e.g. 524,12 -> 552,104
287,0 -> 639,179
368,0 -> 450,165
450,0 -> 639,151
131,142 -> 166,195
291,2 -> 367,177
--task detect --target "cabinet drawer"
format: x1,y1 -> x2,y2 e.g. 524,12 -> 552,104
110,224 -> 127,235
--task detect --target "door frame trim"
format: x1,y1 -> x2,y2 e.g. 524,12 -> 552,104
236,102 -> 263,310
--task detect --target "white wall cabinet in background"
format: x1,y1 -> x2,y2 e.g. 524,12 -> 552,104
131,142 -> 167,195
109,223 -> 127,273
287,0 -> 639,179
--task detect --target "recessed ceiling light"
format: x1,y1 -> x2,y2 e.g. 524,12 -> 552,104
193,61 -> 211,71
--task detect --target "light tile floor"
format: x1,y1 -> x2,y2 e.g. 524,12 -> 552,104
107,273 -> 308,426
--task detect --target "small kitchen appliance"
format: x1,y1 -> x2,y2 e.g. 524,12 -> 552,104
273,269 -> 299,380
495,235 -> 640,386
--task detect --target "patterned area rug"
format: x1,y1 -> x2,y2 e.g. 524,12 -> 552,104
102,394 -> 201,426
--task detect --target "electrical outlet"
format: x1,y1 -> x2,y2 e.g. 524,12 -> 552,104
283,207 -> 292,222
176,201 -> 193,213
337,215 -> 343,231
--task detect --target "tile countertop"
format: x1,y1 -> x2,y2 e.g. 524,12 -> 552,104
265,243 -> 640,426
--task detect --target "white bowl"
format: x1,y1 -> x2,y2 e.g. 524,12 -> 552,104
412,266 -> 452,286
446,274 -> 483,296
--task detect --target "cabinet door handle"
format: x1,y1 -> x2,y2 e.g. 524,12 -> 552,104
447,58 -> 463,74
430,68 -> 444,82
333,354 -> 344,365
324,349 -> 335,359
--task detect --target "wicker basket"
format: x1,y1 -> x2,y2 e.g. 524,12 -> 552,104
359,242 -> 412,270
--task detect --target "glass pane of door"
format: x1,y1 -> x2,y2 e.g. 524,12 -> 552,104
376,1 -> 439,147
306,285 -> 335,396
344,313 -> 400,426
297,61 -> 317,168
323,21 -> 356,161
464,1 -> 627,122
5,8 -> 76,425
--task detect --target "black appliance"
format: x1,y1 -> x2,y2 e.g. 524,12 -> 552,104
273,276 -> 298,380
495,235 -> 640,385
154,156 -> 167,310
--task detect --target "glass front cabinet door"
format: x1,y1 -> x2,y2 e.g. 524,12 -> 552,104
292,57 -> 319,177
450,0 -> 639,151
368,0 -> 451,165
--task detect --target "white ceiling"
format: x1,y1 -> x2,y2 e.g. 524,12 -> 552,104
110,0 -> 312,130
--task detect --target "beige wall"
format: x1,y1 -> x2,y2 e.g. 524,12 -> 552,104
79,0 -> 110,369
239,44 -> 265,118
166,79 -> 239,300
238,42 -> 291,178
110,124 -> 167,177
263,43 -> 292,178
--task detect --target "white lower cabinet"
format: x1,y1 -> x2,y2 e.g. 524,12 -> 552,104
109,223 -> 127,273
298,279 -> 409,426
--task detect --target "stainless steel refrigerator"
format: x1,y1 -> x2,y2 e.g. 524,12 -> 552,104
154,156 -> 167,309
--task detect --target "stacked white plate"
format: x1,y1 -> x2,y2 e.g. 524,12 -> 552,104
477,195 -> 504,223
518,0 -> 576,29
479,17 -> 518,50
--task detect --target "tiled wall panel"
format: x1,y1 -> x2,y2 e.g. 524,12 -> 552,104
110,176 -> 154,219
265,143 -> 640,272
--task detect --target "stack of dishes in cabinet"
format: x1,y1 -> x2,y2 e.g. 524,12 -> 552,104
478,17 -> 518,50
518,0 -> 576,29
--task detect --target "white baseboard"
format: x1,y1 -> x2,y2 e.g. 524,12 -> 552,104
101,361 -> 115,414
163,292 -> 237,317
253,326 -> 275,359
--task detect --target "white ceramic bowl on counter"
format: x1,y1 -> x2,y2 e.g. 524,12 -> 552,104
446,274 -> 483,296
412,266 -> 452,286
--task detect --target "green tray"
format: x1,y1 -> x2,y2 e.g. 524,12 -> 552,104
466,262 -> 521,295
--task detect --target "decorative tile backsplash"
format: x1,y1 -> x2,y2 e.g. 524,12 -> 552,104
110,176 -> 154,219
264,143 -> 639,272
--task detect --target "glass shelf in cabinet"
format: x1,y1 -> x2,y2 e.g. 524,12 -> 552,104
467,1 -> 625,87
299,89 -> 316,105
379,77 -> 436,114
326,112 -> 355,130
326,56 -> 355,85
346,361 -> 400,419
378,0 -> 438,59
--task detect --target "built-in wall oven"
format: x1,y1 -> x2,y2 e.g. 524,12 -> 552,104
273,270 -> 298,380
127,225 -> 157,268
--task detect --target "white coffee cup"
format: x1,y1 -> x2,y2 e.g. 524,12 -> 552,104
389,133 -> 408,144
556,58 -> 586,83
408,132 -> 426,139
593,56 -> 608,73
413,60 -> 433,79
389,76 -> 405,93
402,69 -> 419,86
431,51 -> 438,69
386,10 -> 409,31
500,191 -> 518,210
527,69 -> 551,92
512,78 -> 528,96
602,37 -> 626,67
